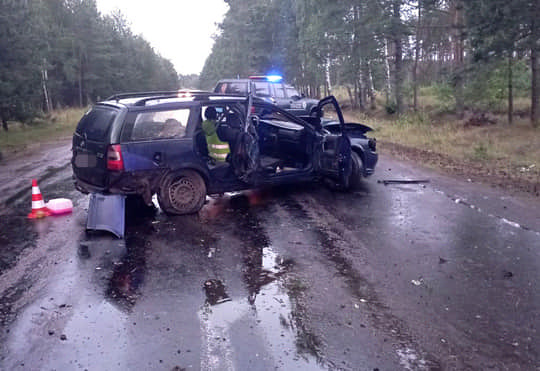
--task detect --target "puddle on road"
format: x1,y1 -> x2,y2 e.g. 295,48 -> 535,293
199,195 -> 327,369
199,245 -> 326,370
103,197 -> 157,312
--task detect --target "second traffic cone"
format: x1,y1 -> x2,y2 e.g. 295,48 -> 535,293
28,179 -> 50,219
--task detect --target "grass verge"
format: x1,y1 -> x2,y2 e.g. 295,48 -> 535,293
348,110 -> 539,196
0,108 -> 86,158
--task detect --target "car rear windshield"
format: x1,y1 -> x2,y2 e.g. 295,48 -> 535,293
76,106 -> 118,141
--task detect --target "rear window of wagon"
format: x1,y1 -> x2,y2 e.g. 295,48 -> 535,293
76,107 -> 118,141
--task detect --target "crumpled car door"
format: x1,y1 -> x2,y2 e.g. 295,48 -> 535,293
314,96 -> 352,187
231,98 -> 260,183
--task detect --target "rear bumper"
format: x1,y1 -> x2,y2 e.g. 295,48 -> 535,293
74,177 -> 107,194
73,172 -> 137,195
74,170 -> 162,205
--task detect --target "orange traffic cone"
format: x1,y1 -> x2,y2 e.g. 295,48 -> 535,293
28,179 -> 50,219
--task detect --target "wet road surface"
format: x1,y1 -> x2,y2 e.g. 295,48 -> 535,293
0,142 -> 539,370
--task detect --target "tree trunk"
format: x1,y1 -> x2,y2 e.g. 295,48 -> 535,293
452,0 -> 465,118
393,0 -> 403,114
78,53 -> 83,107
368,61 -> 376,109
530,0 -> 539,127
384,38 -> 392,105
354,79 -> 359,109
325,56 -> 332,96
358,70 -> 365,111
352,4 -> 362,110
42,68 -> 51,113
413,1 -> 422,112
361,60 -> 371,111
532,45 -> 538,127
508,55 -> 513,125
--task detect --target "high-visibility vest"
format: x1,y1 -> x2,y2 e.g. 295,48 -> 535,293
202,120 -> 230,162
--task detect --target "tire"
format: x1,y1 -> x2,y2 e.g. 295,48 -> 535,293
157,170 -> 206,215
348,151 -> 364,190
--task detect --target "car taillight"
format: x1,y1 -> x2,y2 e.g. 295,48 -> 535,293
107,144 -> 124,171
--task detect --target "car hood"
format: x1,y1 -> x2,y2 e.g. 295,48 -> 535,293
321,119 -> 373,134
299,97 -> 319,104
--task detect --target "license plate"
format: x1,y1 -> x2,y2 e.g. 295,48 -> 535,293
75,153 -> 96,167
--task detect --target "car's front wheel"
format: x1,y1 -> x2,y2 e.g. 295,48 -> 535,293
158,170 -> 206,215
348,151 -> 364,189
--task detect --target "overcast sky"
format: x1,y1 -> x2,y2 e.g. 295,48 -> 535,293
95,0 -> 229,75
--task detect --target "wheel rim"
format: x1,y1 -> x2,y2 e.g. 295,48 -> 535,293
169,177 -> 198,211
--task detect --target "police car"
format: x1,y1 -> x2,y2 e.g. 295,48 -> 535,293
214,75 -> 319,116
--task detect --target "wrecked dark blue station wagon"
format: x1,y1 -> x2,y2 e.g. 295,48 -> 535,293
72,91 -> 378,215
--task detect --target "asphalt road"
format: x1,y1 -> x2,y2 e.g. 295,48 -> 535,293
0,142 -> 538,371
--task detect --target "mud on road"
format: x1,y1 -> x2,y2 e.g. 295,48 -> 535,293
0,142 -> 539,370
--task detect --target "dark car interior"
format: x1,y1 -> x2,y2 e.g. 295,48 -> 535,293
255,105 -> 312,172
194,102 -> 315,178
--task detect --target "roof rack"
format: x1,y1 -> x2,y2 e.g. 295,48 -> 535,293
132,91 -> 248,106
106,91 -> 181,101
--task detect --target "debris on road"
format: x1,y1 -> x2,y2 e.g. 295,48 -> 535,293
377,179 -> 430,185
86,193 -> 125,238
46,198 -> 73,215
203,279 -> 231,305
519,164 -> 535,173
503,271 -> 513,279
411,279 -> 423,286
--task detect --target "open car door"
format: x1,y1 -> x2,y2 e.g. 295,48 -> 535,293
314,96 -> 352,188
231,95 -> 260,183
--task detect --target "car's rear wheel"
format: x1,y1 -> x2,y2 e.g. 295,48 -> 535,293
348,151 -> 363,189
158,170 -> 206,215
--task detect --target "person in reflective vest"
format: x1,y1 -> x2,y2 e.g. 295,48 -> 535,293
202,106 -> 230,163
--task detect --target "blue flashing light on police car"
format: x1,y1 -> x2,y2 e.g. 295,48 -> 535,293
248,74 -> 283,83
266,74 -> 283,82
